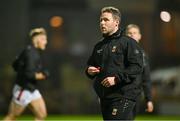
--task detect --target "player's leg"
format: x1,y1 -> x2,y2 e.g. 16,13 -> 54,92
28,96 -> 47,121
3,85 -> 27,121
3,101 -> 26,121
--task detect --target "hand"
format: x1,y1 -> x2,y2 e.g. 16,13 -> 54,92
35,72 -> 46,80
146,101 -> 154,112
101,77 -> 116,87
87,66 -> 100,76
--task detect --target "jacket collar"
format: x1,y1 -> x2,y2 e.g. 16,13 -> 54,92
103,29 -> 123,39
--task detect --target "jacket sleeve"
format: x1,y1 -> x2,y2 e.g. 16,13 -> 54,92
85,46 -> 97,79
116,39 -> 143,83
142,54 -> 152,102
24,49 -> 36,80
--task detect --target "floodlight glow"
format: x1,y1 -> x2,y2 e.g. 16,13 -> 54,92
160,11 -> 171,22
50,16 -> 63,27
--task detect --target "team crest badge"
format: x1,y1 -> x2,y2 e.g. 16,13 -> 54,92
112,108 -> 118,115
112,46 -> 117,52
97,49 -> 103,53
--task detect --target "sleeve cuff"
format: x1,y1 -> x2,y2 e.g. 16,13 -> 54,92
114,74 -> 121,84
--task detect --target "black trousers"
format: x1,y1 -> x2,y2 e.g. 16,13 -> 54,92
100,98 -> 136,121
132,95 -> 141,119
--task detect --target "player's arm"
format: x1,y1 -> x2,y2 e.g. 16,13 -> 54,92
115,39 -> 143,84
142,54 -> 154,112
85,45 -> 100,79
24,49 -> 46,80
142,57 -> 152,102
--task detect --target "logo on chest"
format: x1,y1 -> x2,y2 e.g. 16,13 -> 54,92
112,46 -> 117,53
97,49 -> 103,54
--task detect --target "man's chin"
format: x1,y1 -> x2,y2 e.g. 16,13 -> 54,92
40,47 -> 46,50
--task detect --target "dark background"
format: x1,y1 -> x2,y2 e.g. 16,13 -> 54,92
0,0 -> 180,115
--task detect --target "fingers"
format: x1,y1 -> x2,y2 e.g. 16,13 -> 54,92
89,68 -> 100,73
146,106 -> 153,112
147,107 -> 153,112
35,72 -> 46,80
101,77 -> 116,87
146,101 -> 154,112
147,105 -> 153,112
101,78 -> 110,87
89,66 -> 100,72
87,66 -> 100,75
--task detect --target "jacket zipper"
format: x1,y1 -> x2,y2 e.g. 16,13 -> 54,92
101,42 -> 109,97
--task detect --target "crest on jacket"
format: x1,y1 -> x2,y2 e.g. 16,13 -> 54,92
112,46 -> 117,52
97,49 -> 103,53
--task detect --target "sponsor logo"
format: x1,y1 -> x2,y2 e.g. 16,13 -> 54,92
97,49 -> 103,53
112,108 -> 118,115
112,46 -> 117,52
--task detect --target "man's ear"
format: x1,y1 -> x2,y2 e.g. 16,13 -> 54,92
139,33 -> 142,40
115,19 -> 119,27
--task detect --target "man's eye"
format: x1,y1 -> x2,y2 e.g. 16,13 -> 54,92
104,18 -> 109,21
100,18 -> 108,22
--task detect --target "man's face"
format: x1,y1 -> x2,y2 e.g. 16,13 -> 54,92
100,12 -> 119,36
33,34 -> 47,50
126,27 -> 141,42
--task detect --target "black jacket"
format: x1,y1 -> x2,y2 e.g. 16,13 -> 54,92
12,45 -> 48,91
86,29 -> 143,101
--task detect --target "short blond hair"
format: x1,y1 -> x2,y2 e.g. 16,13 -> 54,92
101,6 -> 121,21
29,27 -> 46,39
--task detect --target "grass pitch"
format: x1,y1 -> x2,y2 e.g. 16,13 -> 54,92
1,114 -> 180,120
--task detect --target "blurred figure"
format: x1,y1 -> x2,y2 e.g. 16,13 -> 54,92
3,28 -> 48,121
86,7 -> 143,120
126,24 -> 154,118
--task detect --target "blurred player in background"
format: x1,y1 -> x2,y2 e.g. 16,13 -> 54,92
126,24 -> 154,119
3,27 -> 49,121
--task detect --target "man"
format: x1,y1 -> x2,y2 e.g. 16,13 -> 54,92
86,7 -> 143,120
3,28 -> 49,121
126,24 -> 154,118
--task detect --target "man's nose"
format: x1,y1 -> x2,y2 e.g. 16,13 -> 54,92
100,20 -> 105,25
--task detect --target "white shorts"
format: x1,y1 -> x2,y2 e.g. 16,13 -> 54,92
12,84 -> 42,107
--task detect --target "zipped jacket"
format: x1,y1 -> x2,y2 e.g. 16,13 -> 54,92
86,29 -> 143,101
